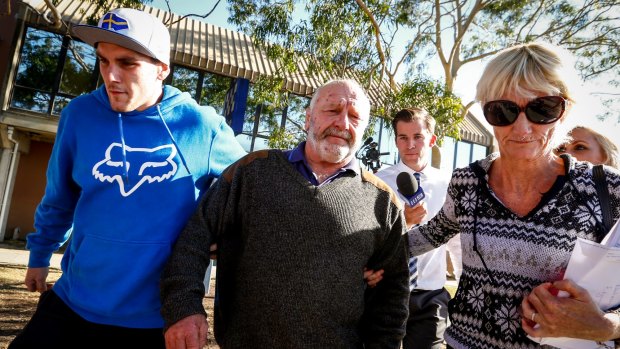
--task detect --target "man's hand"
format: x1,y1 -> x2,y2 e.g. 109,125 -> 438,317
404,201 -> 427,229
165,314 -> 209,349
209,243 -> 217,260
25,267 -> 50,293
364,268 -> 384,288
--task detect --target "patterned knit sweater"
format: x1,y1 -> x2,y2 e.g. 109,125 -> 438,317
409,153 -> 620,349
161,150 -> 410,349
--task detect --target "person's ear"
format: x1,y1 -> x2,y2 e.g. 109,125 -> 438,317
429,134 -> 437,148
560,100 -> 572,123
158,63 -> 170,81
304,109 -> 311,131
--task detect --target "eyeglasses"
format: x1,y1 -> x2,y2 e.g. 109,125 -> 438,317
483,96 -> 566,126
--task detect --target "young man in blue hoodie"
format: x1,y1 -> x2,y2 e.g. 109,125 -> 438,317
9,8 -> 246,348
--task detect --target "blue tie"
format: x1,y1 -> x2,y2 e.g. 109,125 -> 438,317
408,256 -> 418,291
408,172 -> 421,291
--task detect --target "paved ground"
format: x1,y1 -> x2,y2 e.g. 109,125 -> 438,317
0,241 -> 457,290
0,242 -> 62,269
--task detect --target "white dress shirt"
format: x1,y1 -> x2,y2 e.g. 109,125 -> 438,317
376,161 -> 450,290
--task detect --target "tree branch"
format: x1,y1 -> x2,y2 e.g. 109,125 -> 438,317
515,0 -> 545,41
354,0 -> 389,87
392,10 -> 435,77
460,47 -> 503,65
43,0 -> 62,29
460,100 -> 476,119
166,0 -> 223,26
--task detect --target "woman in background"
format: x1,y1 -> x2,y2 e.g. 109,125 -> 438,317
556,125 -> 619,168
404,42 -> 620,348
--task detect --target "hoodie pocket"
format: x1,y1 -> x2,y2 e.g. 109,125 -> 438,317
67,234 -> 171,321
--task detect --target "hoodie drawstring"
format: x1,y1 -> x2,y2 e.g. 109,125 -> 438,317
117,113 -> 130,185
156,104 -> 192,175
116,106 -> 193,186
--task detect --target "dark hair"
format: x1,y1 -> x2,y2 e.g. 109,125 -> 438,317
391,108 -> 436,134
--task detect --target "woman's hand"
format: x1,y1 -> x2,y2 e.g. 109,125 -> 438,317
521,279 -> 620,342
364,268 -> 384,288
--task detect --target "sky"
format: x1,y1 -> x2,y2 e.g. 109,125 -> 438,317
150,0 -> 620,140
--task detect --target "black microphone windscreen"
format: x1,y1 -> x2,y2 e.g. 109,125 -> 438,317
363,137 -> 373,146
396,172 -> 418,197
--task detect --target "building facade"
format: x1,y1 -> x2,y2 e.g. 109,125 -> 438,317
0,0 -> 493,240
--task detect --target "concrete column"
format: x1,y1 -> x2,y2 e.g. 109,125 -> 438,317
0,126 -> 28,241
431,146 -> 442,169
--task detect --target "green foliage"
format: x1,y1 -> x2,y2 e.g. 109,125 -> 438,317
73,0 -> 619,129
470,0 -> 619,84
386,78 -> 464,146
228,0 -> 376,80
170,66 -> 232,113
200,74 -> 232,112
224,0 -> 473,140
248,76 -> 288,110
267,126 -> 301,149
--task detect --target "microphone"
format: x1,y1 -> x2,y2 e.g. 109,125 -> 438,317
363,137 -> 373,146
396,172 -> 425,207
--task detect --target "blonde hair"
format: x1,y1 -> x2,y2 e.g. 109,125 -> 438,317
569,126 -> 619,169
476,42 -> 576,104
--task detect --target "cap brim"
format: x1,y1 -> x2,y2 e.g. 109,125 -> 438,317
72,24 -> 164,64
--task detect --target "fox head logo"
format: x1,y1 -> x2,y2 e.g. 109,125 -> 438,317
92,143 -> 178,197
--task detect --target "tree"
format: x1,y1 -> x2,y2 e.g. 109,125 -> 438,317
388,78 -> 464,144
32,0 -> 465,144
227,0 -> 466,143
226,0 -> 619,121
413,0 -> 620,113
33,0 -> 619,139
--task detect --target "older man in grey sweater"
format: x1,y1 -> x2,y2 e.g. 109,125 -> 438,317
160,79 -> 410,349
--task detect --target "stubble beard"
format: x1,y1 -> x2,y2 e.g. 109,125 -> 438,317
308,127 -> 355,164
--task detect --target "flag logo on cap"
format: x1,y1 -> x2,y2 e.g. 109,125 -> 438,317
100,13 -> 129,31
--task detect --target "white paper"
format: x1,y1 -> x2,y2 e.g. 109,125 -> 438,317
528,233 -> 620,349
601,218 -> 620,248
536,337 -> 613,349
563,238 -> 620,310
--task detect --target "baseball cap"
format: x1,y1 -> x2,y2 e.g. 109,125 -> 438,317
72,8 -> 170,65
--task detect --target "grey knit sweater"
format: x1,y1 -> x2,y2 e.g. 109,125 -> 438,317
161,150 -> 410,348
409,153 -> 620,349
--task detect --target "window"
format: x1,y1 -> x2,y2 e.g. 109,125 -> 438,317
454,141 -> 472,169
169,65 -> 232,113
439,137 -> 456,170
200,73 -> 231,114
438,137 -> 489,170
11,27 -> 97,115
170,66 -> 200,100
472,144 -> 488,162
10,29 -> 235,118
237,88 -> 309,152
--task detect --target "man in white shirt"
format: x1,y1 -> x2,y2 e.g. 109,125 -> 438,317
376,107 -> 451,349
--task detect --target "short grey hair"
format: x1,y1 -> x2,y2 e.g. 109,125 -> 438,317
308,79 -> 370,114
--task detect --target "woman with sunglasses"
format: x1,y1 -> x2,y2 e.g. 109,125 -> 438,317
556,126 -> 619,169
405,42 -> 620,348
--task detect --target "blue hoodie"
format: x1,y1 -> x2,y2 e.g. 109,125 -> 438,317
27,85 -> 246,328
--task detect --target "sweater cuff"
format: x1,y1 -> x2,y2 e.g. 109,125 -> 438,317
28,250 -> 53,268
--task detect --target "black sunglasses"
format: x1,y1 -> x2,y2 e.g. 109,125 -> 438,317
483,96 -> 566,126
